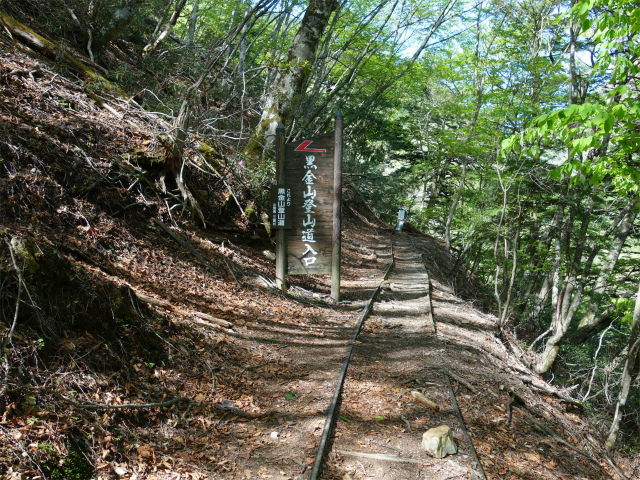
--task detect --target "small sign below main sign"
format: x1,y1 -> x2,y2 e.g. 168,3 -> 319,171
270,185 -> 292,229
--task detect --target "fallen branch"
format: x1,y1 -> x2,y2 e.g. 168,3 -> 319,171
410,390 -> 441,411
85,89 -> 121,117
133,291 -> 232,328
444,369 -> 477,394
49,239 -> 116,276
191,313 -> 233,329
151,219 -> 220,278
517,374 -> 582,406
444,373 -> 487,480
73,396 -> 196,410
1,239 -> 24,397
513,406 -> 598,463
0,11 -> 112,87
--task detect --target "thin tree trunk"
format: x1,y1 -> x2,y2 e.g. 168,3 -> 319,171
493,161 -> 509,319
535,194 -> 594,373
236,10 -> 249,84
576,198 -> 639,340
605,278 -> 640,449
364,0 -> 458,107
440,3 -> 492,252
525,208 -> 562,326
445,157 -> 467,252
164,0 -> 275,223
152,0 -> 175,38
427,159 -> 447,209
500,199 -> 523,327
295,0 -> 395,136
187,0 -> 200,46
144,0 -> 188,56
535,205 -> 564,373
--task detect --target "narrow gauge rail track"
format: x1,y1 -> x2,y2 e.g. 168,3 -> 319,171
309,232 -> 486,480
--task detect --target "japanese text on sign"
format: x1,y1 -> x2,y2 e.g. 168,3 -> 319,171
301,155 -> 318,266
270,186 -> 292,229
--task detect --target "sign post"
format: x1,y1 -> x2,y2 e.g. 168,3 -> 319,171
275,122 -> 287,293
273,111 -> 343,298
331,110 -> 343,301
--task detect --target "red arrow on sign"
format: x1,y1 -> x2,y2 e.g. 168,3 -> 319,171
295,140 -> 327,152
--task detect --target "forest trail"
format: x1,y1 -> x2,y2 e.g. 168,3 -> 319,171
321,232 -> 613,480
0,43 -> 632,480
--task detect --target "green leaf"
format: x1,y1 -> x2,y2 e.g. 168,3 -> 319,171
612,104 -> 628,120
535,113 -> 549,126
375,415 -> 384,420
529,145 -> 540,158
284,391 -> 296,400
593,110 -> 608,126
578,1 -> 590,16
579,104 -> 593,121
340,416 -> 351,422
604,114 -> 615,134
549,167 -> 563,181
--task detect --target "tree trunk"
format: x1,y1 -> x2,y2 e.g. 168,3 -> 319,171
500,201 -> 523,327
535,194 -> 594,373
535,206 -> 564,373
444,157 -> 467,252
243,0 -> 339,165
186,0 -> 200,46
144,0 -> 189,56
427,160 -> 447,209
576,199 -> 639,340
92,4 -> 139,53
236,14 -> 248,84
605,278 -> 640,449
525,208 -> 562,326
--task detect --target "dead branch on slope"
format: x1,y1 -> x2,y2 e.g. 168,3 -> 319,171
0,11 -> 112,86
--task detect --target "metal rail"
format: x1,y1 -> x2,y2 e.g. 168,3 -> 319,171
306,232 -> 499,480
309,237 -> 395,480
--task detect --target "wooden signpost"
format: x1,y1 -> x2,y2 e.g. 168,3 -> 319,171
273,111 -> 343,301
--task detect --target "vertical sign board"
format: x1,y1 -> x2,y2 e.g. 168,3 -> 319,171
284,133 -> 335,274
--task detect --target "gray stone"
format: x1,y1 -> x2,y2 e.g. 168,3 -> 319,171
263,250 -> 276,261
422,425 -> 457,458
114,466 -> 129,476
6,468 -> 25,480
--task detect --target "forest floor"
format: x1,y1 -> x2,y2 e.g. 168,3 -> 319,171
0,37 -> 639,480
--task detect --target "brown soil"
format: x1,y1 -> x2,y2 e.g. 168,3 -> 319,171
0,39 -> 638,480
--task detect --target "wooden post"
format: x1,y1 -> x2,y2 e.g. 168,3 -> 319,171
275,122 -> 287,293
331,110 -> 343,301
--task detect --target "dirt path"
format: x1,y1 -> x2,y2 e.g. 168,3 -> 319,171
82,230 -> 616,480
324,233 -> 612,480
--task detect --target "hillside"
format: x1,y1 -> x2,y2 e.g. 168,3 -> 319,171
0,16 -> 638,480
